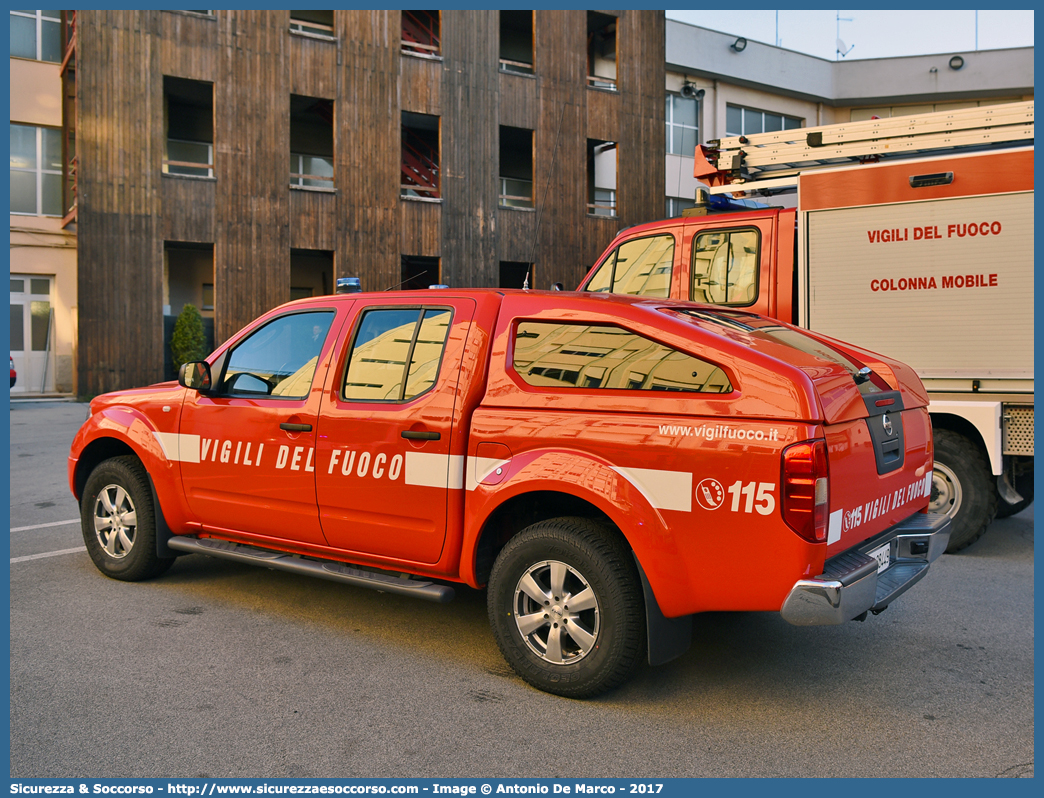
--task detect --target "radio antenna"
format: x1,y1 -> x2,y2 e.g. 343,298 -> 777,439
382,270 -> 427,292
529,104 -> 566,288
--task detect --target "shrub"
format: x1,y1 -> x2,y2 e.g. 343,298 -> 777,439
171,303 -> 208,372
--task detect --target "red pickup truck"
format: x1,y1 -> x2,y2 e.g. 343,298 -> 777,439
69,289 -> 949,697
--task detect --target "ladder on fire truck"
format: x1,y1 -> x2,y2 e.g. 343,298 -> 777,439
695,100 -> 1034,195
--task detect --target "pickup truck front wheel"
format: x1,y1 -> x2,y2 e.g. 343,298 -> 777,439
487,517 -> 645,698
80,456 -> 175,581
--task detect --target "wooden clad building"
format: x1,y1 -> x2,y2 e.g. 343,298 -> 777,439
72,10 -> 665,395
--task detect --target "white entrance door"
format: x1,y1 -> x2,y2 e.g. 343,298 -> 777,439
10,275 -> 54,394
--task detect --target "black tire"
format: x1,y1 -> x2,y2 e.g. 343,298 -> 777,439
80,456 -> 176,581
996,459 -> 1034,518
930,430 -> 997,553
487,517 -> 646,699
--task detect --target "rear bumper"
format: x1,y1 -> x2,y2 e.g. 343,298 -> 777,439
780,513 -> 950,626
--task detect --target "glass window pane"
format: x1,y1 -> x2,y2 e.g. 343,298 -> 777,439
10,304 -> 24,351
404,309 -> 451,399
764,113 -> 783,133
30,279 -> 49,295
42,127 -> 62,170
675,96 -> 697,127
11,124 -> 37,169
168,139 -> 211,165
10,170 -> 37,214
31,300 -> 50,351
11,279 -> 25,292
583,252 -> 616,293
41,18 -> 61,62
224,311 -> 335,397
41,11 -> 61,19
784,116 -> 801,130
302,155 -> 333,177
344,309 -> 422,400
41,172 -> 62,215
692,229 -> 759,306
513,322 -> 730,393
612,235 -> 674,297
665,125 -> 672,155
10,15 -> 37,59
743,109 -> 763,135
726,105 -> 742,136
680,128 -> 697,157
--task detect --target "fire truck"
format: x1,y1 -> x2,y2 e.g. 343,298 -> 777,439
579,101 -> 1033,552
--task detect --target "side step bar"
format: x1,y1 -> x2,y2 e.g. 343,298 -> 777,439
165,536 -> 455,603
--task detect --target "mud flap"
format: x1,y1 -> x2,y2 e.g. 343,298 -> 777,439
635,557 -> 693,666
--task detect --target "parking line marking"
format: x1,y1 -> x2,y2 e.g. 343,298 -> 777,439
11,519 -> 80,532
11,546 -> 87,563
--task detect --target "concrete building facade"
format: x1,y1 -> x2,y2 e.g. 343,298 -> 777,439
9,10 -> 77,395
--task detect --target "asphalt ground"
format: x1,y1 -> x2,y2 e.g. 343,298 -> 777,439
8,400 -> 1034,778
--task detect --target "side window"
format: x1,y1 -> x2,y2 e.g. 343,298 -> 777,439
583,235 -> 674,297
343,307 -> 452,402
513,322 -> 731,393
691,229 -> 760,306
221,311 -> 335,398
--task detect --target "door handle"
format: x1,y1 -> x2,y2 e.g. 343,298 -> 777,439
401,430 -> 440,441
280,422 -> 312,432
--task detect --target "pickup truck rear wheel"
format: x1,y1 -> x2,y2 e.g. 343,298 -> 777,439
487,517 -> 645,698
930,430 -> 996,553
80,456 -> 175,581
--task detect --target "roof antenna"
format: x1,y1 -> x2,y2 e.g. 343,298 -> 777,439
529,104 -> 566,289
381,270 -> 426,291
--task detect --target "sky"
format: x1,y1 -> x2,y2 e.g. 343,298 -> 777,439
665,9 -> 1035,61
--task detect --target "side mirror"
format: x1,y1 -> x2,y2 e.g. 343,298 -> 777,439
179,361 -> 213,393
551,282 -> 564,292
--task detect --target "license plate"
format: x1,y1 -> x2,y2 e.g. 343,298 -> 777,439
868,542 -> 891,574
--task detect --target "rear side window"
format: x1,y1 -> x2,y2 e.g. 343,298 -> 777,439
691,228 -> 760,306
584,235 -> 675,297
342,307 -> 452,401
513,321 -> 731,393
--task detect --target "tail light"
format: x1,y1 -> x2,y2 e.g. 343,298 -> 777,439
782,439 -> 829,543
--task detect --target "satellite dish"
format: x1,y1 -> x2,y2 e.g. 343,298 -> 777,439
836,38 -> 854,57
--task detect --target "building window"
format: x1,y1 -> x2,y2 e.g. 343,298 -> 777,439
666,94 -> 699,156
499,126 -> 533,208
290,96 -> 334,189
402,11 -> 440,58
10,124 -> 62,216
10,10 -> 61,62
725,104 -> 802,137
500,261 -> 533,289
163,77 -> 213,178
290,10 -> 334,38
201,283 -> 214,311
587,11 -> 617,90
401,112 -> 440,200
587,139 -> 617,217
499,10 -> 533,74
401,255 -> 440,290
291,249 -> 334,297
666,197 -> 695,218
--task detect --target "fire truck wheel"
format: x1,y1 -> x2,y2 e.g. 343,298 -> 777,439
487,517 -> 646,698
80,456 -> 175,581
930,430 -> 997,553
